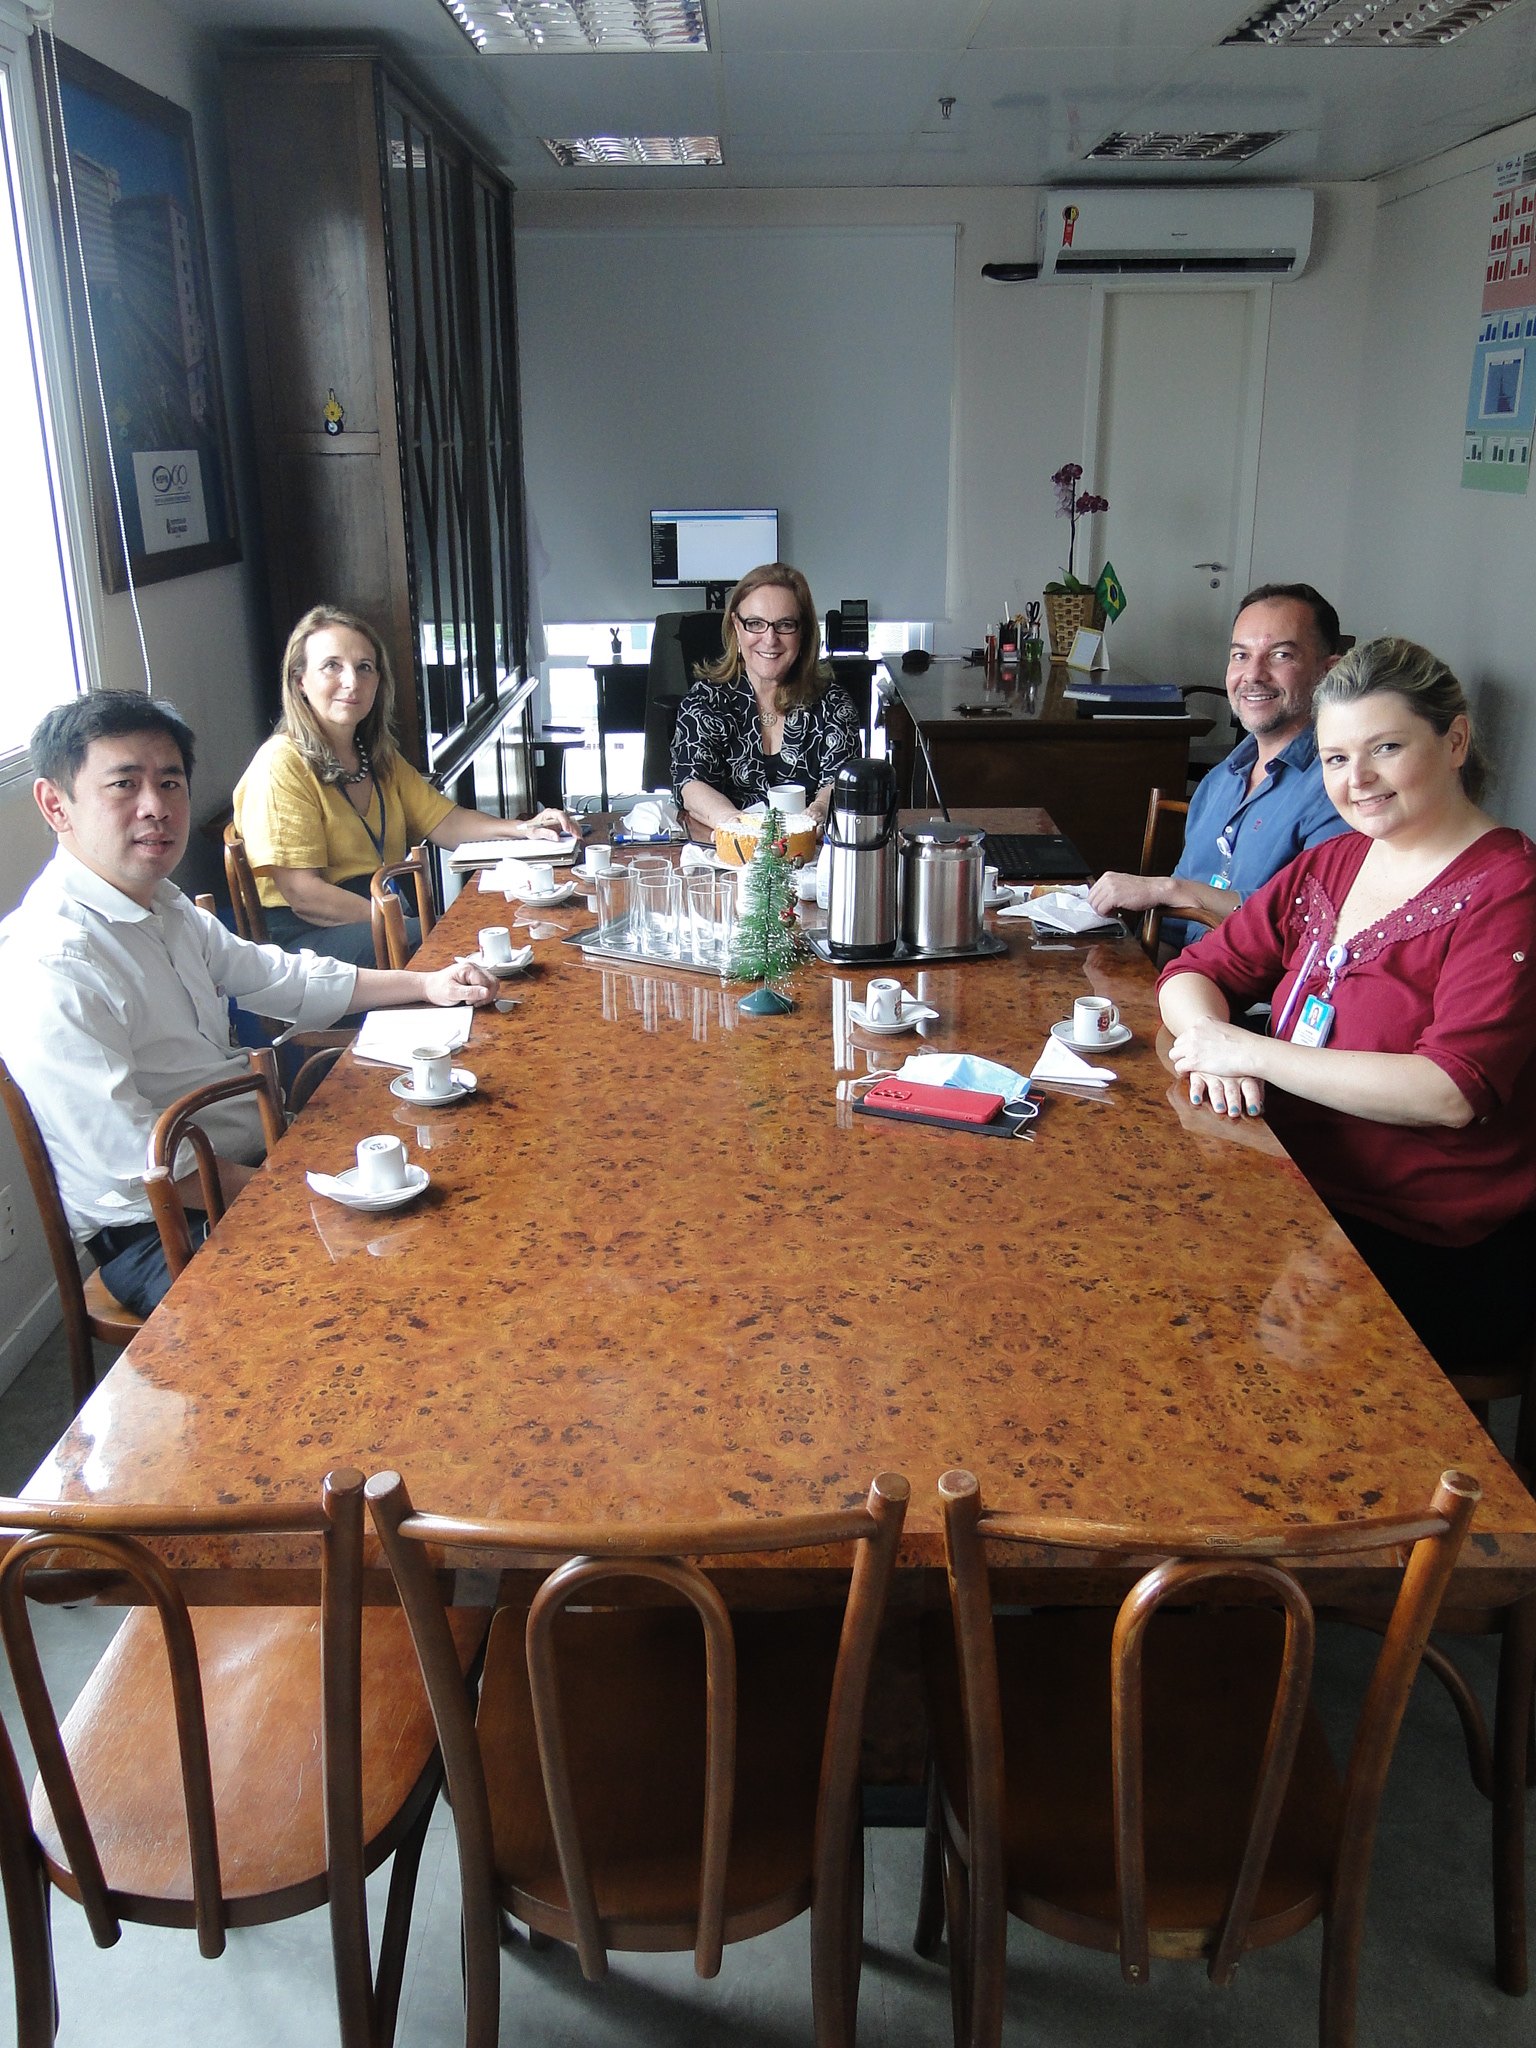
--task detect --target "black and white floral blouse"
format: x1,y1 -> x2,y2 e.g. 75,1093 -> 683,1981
669,675 -> 862,811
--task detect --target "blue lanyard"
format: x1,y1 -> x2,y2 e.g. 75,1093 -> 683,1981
353,777 -> 387,863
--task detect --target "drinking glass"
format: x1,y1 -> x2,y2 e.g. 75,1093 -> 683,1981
715,869 -> 737,978
594,865 -> 633,942
685,868 -> 718,965
638,870 -> 679,959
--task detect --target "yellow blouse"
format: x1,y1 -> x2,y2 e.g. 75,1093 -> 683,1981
233,735 -> 455,910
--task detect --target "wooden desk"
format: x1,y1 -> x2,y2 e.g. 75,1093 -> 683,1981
26,824 -> 1535,1609
883,659 -> 1203,877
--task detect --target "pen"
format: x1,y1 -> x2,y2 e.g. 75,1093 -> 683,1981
1272,938 -> 1319,1041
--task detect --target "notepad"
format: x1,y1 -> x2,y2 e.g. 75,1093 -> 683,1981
352,1007 -> 474,1068
448,837 -> 577,869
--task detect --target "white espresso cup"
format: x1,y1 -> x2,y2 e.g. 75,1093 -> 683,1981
477,925 -> 514,964
769,783 -> 807,814
524,861 -> 557,896
1073,996 -> 1120,1046
867,977 -> 905,1028
584,843 -> 612,876
983,864 -> 999,903
356,1134 -> 408,1192
411,1045 -> 454,1098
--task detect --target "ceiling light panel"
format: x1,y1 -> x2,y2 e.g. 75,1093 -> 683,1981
489,0 -> 708,51
541,134 -> 723,165
439,0 -> 490,48
1087,129 -> 1288,160
1224,0 -> 1528,45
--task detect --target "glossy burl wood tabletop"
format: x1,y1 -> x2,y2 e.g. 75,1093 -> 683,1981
26,816 -> 1535,1589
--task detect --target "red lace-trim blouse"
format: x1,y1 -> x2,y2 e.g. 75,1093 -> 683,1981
1158,827 -> 1536,1246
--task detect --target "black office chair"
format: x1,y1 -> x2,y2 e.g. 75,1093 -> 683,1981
593,663 -> 650,811
645,611 -> 725,791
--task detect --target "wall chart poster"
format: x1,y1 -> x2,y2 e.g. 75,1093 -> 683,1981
1463,151 -> 1536,496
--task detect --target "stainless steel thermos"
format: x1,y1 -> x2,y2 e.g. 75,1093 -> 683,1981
826,758 -> 899,959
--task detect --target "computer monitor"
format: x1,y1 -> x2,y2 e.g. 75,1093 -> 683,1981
650,508 -> 779,607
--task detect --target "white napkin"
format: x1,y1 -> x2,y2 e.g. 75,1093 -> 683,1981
624,794 -> 681,837
849,994 -> 939,1029
481,862 -> 568,900
352,1007 -> 473,1069
679,843 -> 719,871
1001,888 -> 1120,935
1030,1037 -> 1116,1085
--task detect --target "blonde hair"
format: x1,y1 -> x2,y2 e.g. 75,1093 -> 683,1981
277,605 -> 400,783
699,562 -> 829,714
1314,636 -> 1489,804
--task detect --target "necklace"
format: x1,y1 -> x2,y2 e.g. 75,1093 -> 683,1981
337,737 -> 371,788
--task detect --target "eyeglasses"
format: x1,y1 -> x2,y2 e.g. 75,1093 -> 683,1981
736,615 -> 801,637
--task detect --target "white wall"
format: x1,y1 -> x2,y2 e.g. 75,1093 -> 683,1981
1338,114 -> 1536,838
0,0 -> 271,1389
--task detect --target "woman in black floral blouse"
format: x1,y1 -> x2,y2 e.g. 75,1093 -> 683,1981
670,563 -> 862,831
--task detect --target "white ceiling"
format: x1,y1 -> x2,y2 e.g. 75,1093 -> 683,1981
174,0 -> 1536,188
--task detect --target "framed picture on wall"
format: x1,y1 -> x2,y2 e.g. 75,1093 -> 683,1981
32,38 -> 240,592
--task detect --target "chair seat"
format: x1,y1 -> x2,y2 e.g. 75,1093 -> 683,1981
82,1268 -> 143,1346
479,1603 -> 842,1947
924,1605 -> 1341,1959
34,1602 -> 486,1924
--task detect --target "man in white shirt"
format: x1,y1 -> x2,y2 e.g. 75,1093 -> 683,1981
0,691 -> 497,1316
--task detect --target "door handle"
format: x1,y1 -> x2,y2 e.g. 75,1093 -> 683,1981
1193,561 -> 1228,588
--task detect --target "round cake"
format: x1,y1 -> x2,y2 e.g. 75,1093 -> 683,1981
713,810 -> 819,867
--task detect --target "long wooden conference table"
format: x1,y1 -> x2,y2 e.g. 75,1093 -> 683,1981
25,811 -> 1536,1627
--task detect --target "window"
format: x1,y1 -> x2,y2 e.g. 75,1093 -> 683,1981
0,13 -> 90,768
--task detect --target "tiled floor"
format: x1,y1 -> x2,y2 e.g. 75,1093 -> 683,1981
0,1327 -> 1530,2046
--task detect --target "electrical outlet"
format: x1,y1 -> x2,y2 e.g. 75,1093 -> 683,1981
0,1187 -> 12,1261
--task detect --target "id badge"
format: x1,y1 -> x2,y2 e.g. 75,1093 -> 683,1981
1291,994 -> 1335,1048
1208,873 -> 1235,891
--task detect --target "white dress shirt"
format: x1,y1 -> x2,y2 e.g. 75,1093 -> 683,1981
0,847 -> 356,1239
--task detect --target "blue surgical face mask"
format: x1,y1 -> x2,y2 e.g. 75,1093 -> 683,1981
895,1052 -> 1031,1105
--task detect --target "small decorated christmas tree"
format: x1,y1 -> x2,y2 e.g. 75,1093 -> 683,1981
727,807 -> 811,1006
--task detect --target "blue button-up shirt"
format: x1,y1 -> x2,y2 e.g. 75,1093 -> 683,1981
1168,724 -> 1348,948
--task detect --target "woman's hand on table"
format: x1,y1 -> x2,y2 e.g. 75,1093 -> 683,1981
1168,1015 -> 1266,1119
516,807 -> 577,839
420,959 -> 499,1007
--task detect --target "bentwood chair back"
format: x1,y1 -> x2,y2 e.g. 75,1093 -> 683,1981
369,848 -> 436,970
0,1058 -> 141,1414
221,823 -> 271,946
919,1467 -> 1479,2048
142,1051 -> 287,1283
371,889 -> 411,973
366,1468 -> 910,2048
1137,788 -> 1222,960
0,1472 -> 486,2048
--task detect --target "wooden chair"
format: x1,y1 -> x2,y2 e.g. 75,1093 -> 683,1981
371,889 -> 411,973
1138,787 -> 1224,960
369,848 -> 436,970
366,1467 -> 910,2048
221,823 -> 270,946
289,1042 -> 348,1113
0,1059 -> 141,1414
0,1471 -> 486,2048
918,1466 -> 1479,2048
143,1053 -> 287,1284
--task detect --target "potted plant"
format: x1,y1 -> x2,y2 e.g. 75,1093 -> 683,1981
1043,462 -> 1108,658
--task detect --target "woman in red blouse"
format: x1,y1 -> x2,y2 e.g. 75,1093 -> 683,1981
1157,636 -> 1536,1371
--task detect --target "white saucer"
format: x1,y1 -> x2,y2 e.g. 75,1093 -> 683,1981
848,1001 -> 939,1036
570,864 -> 613,885
1050,1018 -> 1132,1051
389,1069 -> 477,1104
306,1163 -> 430,1211
514,882 -> 578,909
460,949 -> 533,979
983,887 -> 1018,908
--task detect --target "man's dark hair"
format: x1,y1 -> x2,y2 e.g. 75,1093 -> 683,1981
1234,582 -> 1342,657
30,691 -> 196,796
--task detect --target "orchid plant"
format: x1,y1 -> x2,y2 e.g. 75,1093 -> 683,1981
1047,462 -> 1108,593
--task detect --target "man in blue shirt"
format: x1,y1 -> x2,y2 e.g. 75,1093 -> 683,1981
1087,582 -> 1349,948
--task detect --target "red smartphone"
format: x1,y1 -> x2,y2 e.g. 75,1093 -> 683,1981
861,1078 -> 1006,1125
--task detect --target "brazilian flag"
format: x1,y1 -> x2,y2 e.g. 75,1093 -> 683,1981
1095,561 -> 1127,622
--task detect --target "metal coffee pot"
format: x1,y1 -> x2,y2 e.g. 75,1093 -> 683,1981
826,758 -> 899,960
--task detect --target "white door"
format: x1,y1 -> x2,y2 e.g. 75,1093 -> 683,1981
1086,287 -> 1270,707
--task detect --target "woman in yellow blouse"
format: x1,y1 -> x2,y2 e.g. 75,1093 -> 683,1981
234,605 -> 571,963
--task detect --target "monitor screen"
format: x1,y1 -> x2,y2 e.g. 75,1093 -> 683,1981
650,508 -> 779,589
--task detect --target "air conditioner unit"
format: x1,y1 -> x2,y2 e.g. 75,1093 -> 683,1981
1036,187 -> 1313,281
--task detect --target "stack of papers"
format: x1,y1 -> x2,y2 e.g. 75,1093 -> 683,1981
353,1007 -> 474,1069
998,887 -> 1120,937
448,837 -> 577,869
1030,1039 -> 1116,1087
